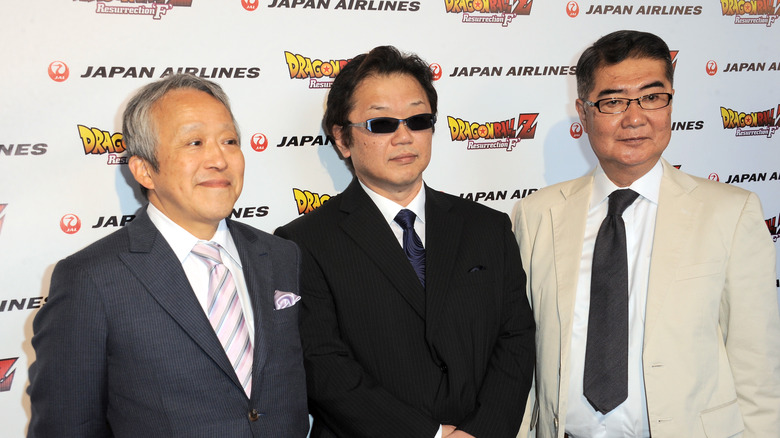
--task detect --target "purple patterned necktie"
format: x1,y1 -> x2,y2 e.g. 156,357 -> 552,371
394,209 -> 425,287
191,241 -> 253,397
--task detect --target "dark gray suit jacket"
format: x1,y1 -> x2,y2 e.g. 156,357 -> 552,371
275,180 -> 535,438
28,207 -> 309,438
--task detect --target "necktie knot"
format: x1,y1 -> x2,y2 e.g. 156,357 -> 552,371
394,209 -> 416,230
394,209 -> 425,287
191,241 -> 224,267
608,189 -> 639,216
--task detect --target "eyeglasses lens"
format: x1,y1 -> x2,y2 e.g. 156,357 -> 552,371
365,114 -> 434,133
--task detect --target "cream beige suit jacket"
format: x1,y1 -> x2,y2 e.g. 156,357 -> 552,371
513,159 -> 780,438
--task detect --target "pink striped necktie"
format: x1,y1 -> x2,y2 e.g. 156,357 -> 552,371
191,241 -> 253,397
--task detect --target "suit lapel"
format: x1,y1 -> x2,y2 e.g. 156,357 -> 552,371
424,187 -> 463,332
118,209 -> 240,387
550,176 -> 592,354
339,180 -> 427,319
644,160 -> 700,342
229,221 -> 273,394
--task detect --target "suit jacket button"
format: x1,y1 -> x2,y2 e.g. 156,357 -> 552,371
248,409 -> 260,421
440,363 -> 448,374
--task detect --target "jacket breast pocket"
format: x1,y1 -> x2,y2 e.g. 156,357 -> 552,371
272,303 -> 299,327
700,398 -> 744,438
675,260 -> 722,281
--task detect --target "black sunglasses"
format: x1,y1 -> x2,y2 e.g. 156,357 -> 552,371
348,113 -> 436,134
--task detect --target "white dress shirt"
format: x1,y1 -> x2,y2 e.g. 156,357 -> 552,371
146,203 -> 255,343
565,161 -> 662,438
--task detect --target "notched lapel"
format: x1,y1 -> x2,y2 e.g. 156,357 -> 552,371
230,223 -> 273,391
424,189 -> 463,330
644,164 -> 701,342
119,212 -> 240,388
551,178 -> 591,340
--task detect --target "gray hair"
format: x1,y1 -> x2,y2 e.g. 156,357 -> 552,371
122,73 -> 240,172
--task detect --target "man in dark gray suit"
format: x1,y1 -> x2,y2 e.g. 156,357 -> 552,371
28,74 -> 309,438
275,46 -> 535,438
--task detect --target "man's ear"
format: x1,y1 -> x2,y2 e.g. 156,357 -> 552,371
575,99 -> 590,134
332,125 -> 351,159
128,156 -> 155,191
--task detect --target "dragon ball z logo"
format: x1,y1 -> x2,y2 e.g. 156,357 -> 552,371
447,113 -> 538,151
284,51 -> 350,89
444,0 -> 533,27
721,0 -> 780,26
720,104 -> 780,138
293,188 -> 331,215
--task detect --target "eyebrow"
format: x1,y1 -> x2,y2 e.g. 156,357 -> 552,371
596,81 -> 667,98
177,122 -> 236,134
367,100 -> 426,111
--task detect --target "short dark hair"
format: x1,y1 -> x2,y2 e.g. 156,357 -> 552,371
323,45 -> 437,164
576,30 -> 674,99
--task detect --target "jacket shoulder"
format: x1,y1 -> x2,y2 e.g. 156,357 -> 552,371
433,190 -> 509,223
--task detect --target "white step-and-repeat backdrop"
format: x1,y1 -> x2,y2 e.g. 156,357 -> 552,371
2,1 -> 779,435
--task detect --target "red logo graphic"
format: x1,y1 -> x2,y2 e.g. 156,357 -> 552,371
48,61 -> 69,82
567,1 -> 579,17
669,50 -> 679,71
60,214 -> 81,234
430,63 -> 442,81
708,173 -> 720,181
251,133 -> 268,152
706,60 -> 718,76
570,122 -> 583,139
242,0 -> 259,11
0,358 -> 18,392
766,213 -> 780,240
0,204 -> 6,236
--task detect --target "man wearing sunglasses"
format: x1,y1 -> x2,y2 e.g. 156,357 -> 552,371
276,46 -> 535,438
514,30 -> 780,438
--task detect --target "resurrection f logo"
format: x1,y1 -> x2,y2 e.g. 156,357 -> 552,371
75,0 -> 193,20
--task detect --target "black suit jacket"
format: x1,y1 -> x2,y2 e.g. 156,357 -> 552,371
28,207 -> 309,438
275,180 -> 535,438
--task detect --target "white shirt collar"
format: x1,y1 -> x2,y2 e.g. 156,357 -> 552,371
591,159 -> 663,209
358,179 -> 427,225
145,203 -> 242,267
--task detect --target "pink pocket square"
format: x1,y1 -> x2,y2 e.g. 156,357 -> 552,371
274,290 -> 301,310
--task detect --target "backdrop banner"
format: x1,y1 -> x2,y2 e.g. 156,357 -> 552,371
2,1 -> 779,435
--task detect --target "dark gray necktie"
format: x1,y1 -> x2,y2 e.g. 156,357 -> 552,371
583,188 -> 639,414
394,209 -> 425,287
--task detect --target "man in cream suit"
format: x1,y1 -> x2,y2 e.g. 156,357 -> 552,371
514,30 -> 780,438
